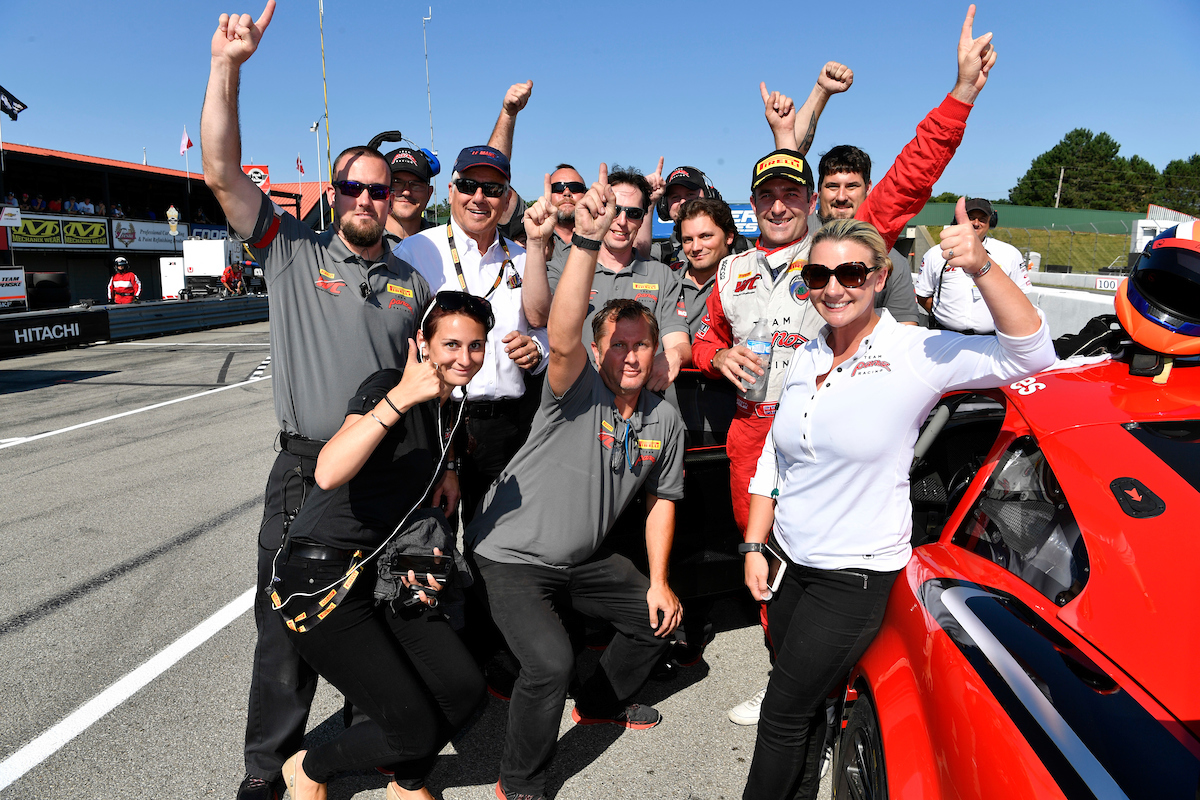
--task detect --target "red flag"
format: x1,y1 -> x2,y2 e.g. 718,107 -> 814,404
296,154 -> 305,175
180,126 -> 193,156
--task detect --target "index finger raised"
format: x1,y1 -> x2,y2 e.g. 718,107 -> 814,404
656,156 -> 665,176
960,3 -> 976,44
256,0 -> 276,32
598,162 -> 608,186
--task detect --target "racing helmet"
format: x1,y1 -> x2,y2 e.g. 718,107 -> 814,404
1115,221 -> 1200,356
113,256 -> 129,270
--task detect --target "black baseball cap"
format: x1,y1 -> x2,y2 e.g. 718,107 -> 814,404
665,166 -> 705,191
385,148 -> 434,182
751,149 -> 814,192
964,198 -> 994,219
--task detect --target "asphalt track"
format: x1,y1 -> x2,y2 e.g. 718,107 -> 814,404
0,322 -> 832,800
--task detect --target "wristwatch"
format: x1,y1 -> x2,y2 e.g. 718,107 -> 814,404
572,233 -> 602,251
444,459 -> 457,473
737,542 -> 767,555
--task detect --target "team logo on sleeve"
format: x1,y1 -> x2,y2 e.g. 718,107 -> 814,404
676,298 -> 687,318
789,276 -> 809,303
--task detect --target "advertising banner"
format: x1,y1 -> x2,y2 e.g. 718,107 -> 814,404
9,214 -> 113,249
1,206 -> 21,226
0,309 -> 111,356
0,268 -> 28,311
191,224 -> 230,240
11,215 -> 63,247
651,203 -> 760,241
243,165 -> 271,194
111,219 -> 189,251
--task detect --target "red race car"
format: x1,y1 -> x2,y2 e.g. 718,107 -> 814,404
832,223 -> 1200,800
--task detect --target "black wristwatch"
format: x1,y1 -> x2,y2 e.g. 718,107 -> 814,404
738,542 -> 767,555
444,459 -> 457,473
572,233 -> 602,251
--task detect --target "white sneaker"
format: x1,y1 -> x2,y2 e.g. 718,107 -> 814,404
727,687 -> 767,725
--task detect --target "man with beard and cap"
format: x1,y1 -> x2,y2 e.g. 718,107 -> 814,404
201,4 -> 433,798
544,163 -> 588,270
697,3 -> 998,727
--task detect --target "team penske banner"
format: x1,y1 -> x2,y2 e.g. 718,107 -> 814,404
0,268 -> 28,311
651,203 -> 759,240
112,219 -> 189,251
10,214 -> 111,249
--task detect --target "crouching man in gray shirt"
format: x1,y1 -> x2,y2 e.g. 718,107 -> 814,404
467,165 -> 685,800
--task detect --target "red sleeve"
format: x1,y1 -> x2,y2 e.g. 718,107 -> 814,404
692,283 -> 735,377
857,93 -> 972,251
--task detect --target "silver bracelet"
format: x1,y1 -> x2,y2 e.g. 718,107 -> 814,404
970,259 -> 993,280
370,412 -> 392,430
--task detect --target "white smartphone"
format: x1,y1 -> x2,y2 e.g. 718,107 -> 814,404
760,541 -> 788,601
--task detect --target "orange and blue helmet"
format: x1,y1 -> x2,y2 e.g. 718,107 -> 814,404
1115,221 -> 1200,356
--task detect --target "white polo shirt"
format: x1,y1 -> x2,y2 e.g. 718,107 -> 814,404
914,237 -> 1033,333
395,216 -> 548,401
749,309 -> 1054,572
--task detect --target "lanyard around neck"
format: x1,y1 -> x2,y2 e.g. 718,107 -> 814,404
446,222 -> 513,299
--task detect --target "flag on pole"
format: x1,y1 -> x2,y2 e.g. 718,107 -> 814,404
297,155 -> 305,175
0,86 -> 27,122
180,126 -> 193,156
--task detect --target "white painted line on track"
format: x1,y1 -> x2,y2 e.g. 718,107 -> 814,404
0,375 -> 271,450
112,342 -> 270,346
0,586 -> 255,790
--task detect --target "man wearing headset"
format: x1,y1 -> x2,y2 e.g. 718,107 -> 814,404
915,197 -> 1032,333
383,147 -> 438,242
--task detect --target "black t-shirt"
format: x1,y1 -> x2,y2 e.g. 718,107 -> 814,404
286,369 -> 450,550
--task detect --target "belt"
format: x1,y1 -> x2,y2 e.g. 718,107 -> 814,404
464,397 -> 523,420
735,397 -> 778,419
280,431 -> 327,458
286,542 -> 355,561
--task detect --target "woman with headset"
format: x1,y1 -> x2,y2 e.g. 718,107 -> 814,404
275,291 -> 493,800
739,206 -> 1055,799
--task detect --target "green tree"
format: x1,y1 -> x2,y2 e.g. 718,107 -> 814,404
1151,154 -> 1200,216
930,191 -> 960,203
1008,128 -> 1161,212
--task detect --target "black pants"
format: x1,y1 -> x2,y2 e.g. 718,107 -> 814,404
244,449 -> 320,779
278,556 -> 484,787
476,551 -> 671,797
742,557 -> 900,800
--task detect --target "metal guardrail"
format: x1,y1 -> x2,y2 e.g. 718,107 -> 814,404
106,295 -> 268,340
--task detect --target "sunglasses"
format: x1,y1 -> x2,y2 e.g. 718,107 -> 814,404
332,180 -> 391,200
420,290 -> 496,333
550,181 -> 587,194
391,178 -> 430,193
453,177 -> 508,198
800,261 -> 880,289
614,205 -> 646,221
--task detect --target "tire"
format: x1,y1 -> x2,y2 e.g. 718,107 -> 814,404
832,689 -> 888,800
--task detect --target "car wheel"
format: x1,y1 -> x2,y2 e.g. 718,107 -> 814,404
833,689 -> 888,800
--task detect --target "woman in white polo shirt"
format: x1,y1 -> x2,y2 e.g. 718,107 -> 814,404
738,207 -> 1056,800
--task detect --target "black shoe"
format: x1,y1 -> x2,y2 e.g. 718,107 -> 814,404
236,774 -> 280,800
495,778 -> 545,800
672,640 -> 706,667
572,702 -> 661,729
485,659 -> 516,701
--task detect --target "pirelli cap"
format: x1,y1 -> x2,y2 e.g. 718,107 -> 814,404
1115,221 -> 1200,356
751,149 -> 813,192
384,147 -> 435,182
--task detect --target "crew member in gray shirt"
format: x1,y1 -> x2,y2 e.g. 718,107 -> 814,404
200,6 -> 432,797
468,165 -> 684,800
545,167 -> 691,393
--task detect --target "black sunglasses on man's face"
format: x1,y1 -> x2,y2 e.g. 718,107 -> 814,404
333,180 -> 391,200
454,178 -> 508,198
551,181 -> 587,195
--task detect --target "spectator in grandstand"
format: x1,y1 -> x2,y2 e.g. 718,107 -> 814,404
276,292 -> 489,800
95,201 -> 107,216
32,194 -> 47,212
111,203 -> 125,218
740,207 -> 1053,800
48,197 -> 62,213
3,191 -> 17,206
195,207 -> 210,223
19,193 -> 31,210
64,196 -> 78,214
914,198 -> 1033,334
79,197 -> 95,215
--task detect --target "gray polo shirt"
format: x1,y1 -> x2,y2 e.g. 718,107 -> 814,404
548,255 -> 688,344
679,270 -> 717,338
232,193 -> 431,441
547,231 -> 571,272
466,362 -> 685,568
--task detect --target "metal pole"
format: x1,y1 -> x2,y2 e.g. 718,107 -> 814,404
422,7 -> 438,222
319,0 -> 333,227
1054,166 -> 1065,209
1091,223 -> 1099,271
311,119 -> 324,230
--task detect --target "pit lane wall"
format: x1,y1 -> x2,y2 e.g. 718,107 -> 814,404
0,295 -> 268,358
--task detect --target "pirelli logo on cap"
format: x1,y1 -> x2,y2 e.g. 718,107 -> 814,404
632,282 -> 658,291
386,284 -> 413,297
637,439 -> 662,450
756,154 -> 805,177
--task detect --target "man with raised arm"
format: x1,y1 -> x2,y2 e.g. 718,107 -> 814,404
200,4 -> 433,798
694,4 -> 996,726
466,165 -> 685,800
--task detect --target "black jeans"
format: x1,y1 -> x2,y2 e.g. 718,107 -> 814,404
278,555 -> 484,787
476,551 -> 671,796
244,449 -> 321,779
742,556 -> 900,800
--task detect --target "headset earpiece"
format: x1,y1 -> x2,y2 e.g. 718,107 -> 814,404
421,148 -> 441,177
990,209 -> 999,229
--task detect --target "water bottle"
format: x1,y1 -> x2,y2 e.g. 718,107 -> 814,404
741,318 -> 772,402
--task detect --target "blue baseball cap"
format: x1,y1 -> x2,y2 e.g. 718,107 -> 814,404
452,145 -> 511,181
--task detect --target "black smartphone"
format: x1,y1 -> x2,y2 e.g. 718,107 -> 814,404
388,553 -> 453,585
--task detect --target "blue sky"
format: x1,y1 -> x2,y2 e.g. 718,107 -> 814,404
2,0 -> 1198,206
